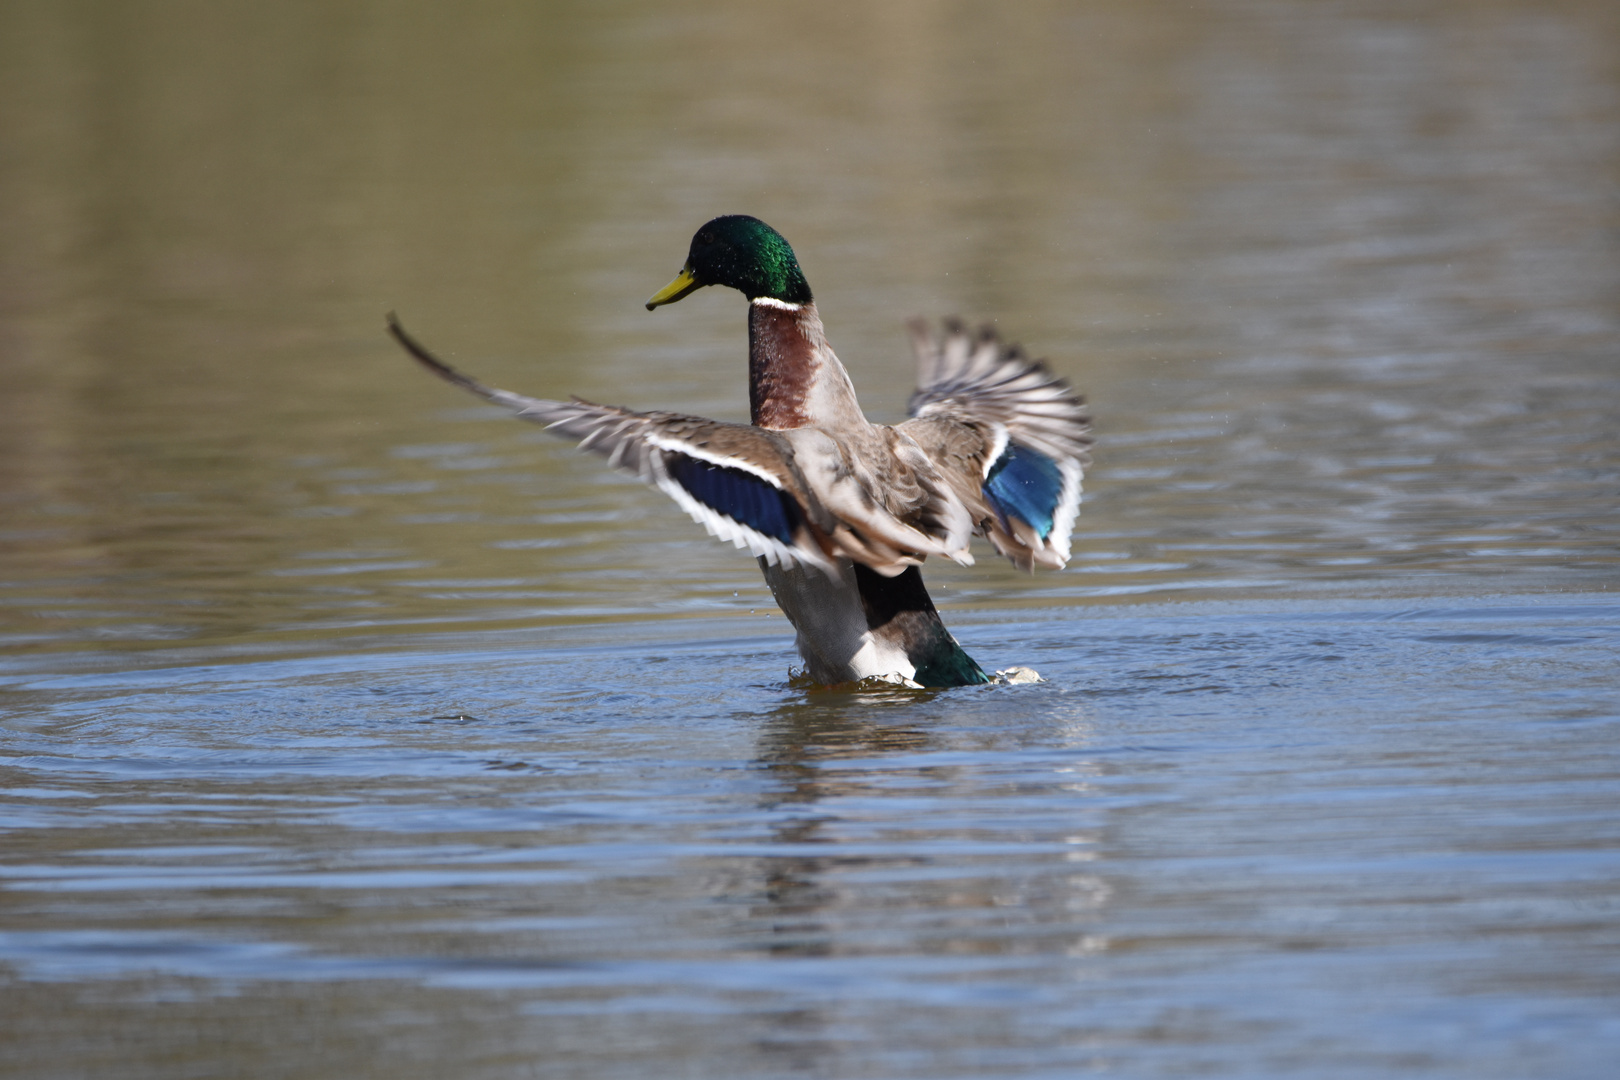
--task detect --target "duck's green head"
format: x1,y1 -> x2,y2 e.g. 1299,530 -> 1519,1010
646,215 -> 813,310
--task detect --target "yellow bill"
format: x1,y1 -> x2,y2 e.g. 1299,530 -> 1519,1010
645,265 -> 703,310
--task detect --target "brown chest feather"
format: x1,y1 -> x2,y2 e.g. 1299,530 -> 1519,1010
748,304 -> 817,429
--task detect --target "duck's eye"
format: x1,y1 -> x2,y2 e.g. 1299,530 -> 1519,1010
698,232 -> 714,245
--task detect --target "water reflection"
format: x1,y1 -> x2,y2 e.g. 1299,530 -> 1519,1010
751,695 -> 940,956
2,0 -> 1616,661
744,687 -> 1110,976
2,1 -> 1618,1076
1,601 -> 1615,1078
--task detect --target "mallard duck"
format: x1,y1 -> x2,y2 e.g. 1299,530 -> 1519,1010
389,215 -> 1090,687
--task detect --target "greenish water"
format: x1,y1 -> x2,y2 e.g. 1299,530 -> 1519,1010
2,2 -> 1618,1077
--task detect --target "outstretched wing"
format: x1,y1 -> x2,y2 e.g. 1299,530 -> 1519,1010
389,315 -> 837,574
898,319 -> 1091,571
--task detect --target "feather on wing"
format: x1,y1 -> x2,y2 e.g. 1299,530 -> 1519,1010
776,427 -> 974,577
390,315 -> 973,577
899,319 -> 1091,571
390,315 -> 835,573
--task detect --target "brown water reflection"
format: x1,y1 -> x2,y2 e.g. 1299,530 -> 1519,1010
3,1 -> 1616,661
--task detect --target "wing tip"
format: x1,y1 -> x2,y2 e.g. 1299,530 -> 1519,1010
387,312 -> 501,400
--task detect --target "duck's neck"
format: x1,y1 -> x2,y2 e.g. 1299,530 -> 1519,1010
748,299 -> 866,431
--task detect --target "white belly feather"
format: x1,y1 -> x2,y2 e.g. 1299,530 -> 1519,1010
759,559 -> 919,686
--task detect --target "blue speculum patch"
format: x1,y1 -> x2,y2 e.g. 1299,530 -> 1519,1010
667,454 -> 802,545
984,444 -> 1064,539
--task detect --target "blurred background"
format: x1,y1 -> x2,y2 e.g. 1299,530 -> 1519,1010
3,0 -> 1615,662
2,4 -> 1618,1079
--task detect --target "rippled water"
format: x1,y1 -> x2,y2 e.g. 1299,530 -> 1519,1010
4,600 -> 1618,1077
2,2 -> 1618,1077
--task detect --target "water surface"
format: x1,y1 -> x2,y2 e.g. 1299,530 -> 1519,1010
1,1 -> 1617,1077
